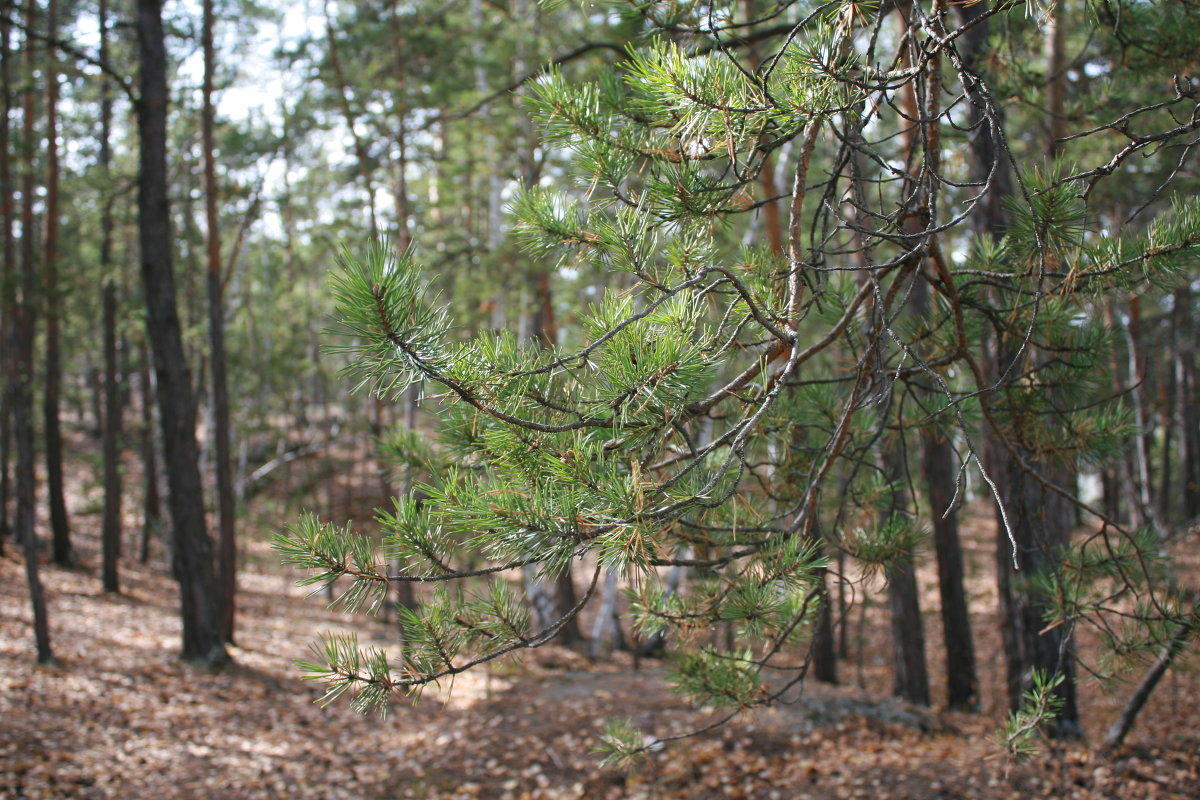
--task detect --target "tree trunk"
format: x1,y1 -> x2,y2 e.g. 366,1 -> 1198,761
1173,288 -> 1199,520
1044,0 -> 1067,157
136,0 -> 227,665
14,1 -> 51,663
43,0 -> 74,568
385,7 -> 416,620
810,572 -> 838,684
388,0 -> 412,251
587,572 -> 627,660
530,261 -> 581,646
139,344 -> 162,564
324,2 -> 378,237
390,387 -> 417,618
1155,356 -> 1173,523
802,511 -> 838,684
0,2 -> 14,555
959,0 -> 1080,737
880,434 -> 929,705
881,433 -> 928,706
878,9 -> 932,707
202,0 -> 236,645
904,89 -> 977,708
99,0 -> 122,595
922,429 -> 978,710
737,0 -> 783,256
102,280 -> 122,593
994,453 -> 1082,737
886,551 -> 929,705
1101,621 -> 1192,754
1121,296 -> 1160,531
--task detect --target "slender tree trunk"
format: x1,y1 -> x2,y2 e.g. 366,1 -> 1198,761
202,0 -> 236,645
510,0 -> 581,646
136,0 -> 227,665
903,48 -> 978,705
994,451 -> 1082,736
1174,288 -> 1199,520
0,2 -> 14,555
530,271 -> 582,645
879,8 -> 932,707
42,0 -> 74,567
390,387 -> 417,618
810,571 -> 838,684
886,551 -> 929,705
738,0 -> 783,255
901,49 -> 977,700
102,281 -> 121,592
386,4 -> 416,620
1121,296 -> 1160,530
324,1 -> 378,237
99,0 -> 122,594
389,0 -> 412,252
1044,0 -> 1067,154
88,363 -> 103,437
14,302 -> 50,662
922,430 -> 978,710
15,1 -> 51,663
0,343 -> 7,556
802,508 -> 837,684
960,0 -> 1080,736
880,439 -> 930,705
587,572 -> 627,660
139,344 -> 161,564
1101,621 -> 1192,754
1155,358 -> 1173,523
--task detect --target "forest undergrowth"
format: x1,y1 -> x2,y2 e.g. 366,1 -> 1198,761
1,430 -> 1198,800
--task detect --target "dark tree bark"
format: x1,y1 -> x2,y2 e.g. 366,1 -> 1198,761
527,263 -> 583,648
202,0 -> 236,645
324,4 -> 379,237
906,187 -> 977,708
922,430 -> 978,710
88,363 -> 103,437
388,0 -> 412,252
102,280 -> 122,593
1174,288 -> 1199,521
886,551 -> 929,705
801,510 -> 837,684
587,572 -> 626,660
879,430 -> 929,705
958,0 -> 1080,737
875,5 -> 939,708
43,0 -> 74,568
1155,353 -> 1174,523
139,345 -> 161,564
384,6 -> 417,620
0,1 -> 14,556
737,0 -> 783,256
510,0 -> 581,647
389,389 -> 418,619
1101,620 -> 1192,754
136,0 -> 227,665
995,459 -> 1082,736
99,0 -> 121,595
810,573 -> 838,685
14,0 -> 51,663
528,271 -> 583,647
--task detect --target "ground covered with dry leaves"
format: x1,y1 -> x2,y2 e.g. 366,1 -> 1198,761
2,447 -> 1199,799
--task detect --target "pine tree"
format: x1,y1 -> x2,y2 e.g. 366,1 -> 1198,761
278,0 -> 1200,756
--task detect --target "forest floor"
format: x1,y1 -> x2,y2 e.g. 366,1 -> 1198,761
2,430 -> 1199,799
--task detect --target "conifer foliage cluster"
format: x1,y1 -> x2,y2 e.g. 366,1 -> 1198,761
276,0 -> 1200,756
